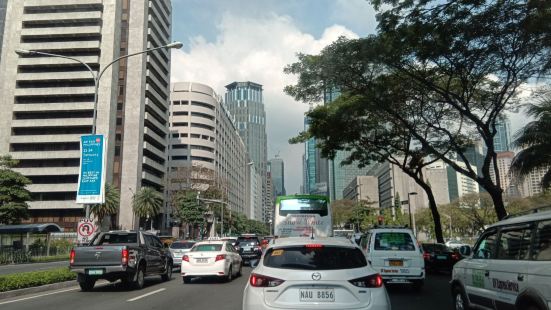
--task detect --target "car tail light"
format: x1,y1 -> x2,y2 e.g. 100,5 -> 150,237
215,254 -> 226,262
182,255 -> 189,262
249,273 -> 284,287
305,244 -> 323,248
349,274 -> 383,288
69,249 -> 75,265
256,246 -> 262,252
121,248 -> 129,266
451,252 -> 459,261
423,252 -> 430,260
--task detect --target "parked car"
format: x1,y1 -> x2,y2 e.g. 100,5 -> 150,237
181,240 -> 242,283
360,226 -> 425,290
242,237 -> 391,310
169,240 -> 196,267
421,243 -> 461,273
236,234 -> 262,265
70,230 -> 173,291
450,208 -> 551,310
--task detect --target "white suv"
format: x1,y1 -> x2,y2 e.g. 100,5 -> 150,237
451,209 -> 551,310
361,226 -> 425,290
242,237 -> 391,310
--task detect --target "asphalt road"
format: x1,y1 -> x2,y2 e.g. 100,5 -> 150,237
0,261 -> 69,276
0,268 -> 453,310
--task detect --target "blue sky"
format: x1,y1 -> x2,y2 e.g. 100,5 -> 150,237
170,0 -> 379,194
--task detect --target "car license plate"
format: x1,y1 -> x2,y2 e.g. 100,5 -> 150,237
437,255 -> 448,260
86,269 -> 103,275
389,260 -> 403,266
196,258 -> 208,263
299,289 -> 335,302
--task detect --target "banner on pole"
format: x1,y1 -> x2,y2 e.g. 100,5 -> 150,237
76,134 -> 106,204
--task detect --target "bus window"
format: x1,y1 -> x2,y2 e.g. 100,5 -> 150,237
279,198 -> 328,216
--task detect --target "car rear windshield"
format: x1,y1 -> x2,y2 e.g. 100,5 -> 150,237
237,237 -> 259,244
375,232 -> 416,251
170,242 -> 195,249
422,244 -> 450,253
191,244 -> 222,252
93,233 -> 137,245
263,246 -> 367,270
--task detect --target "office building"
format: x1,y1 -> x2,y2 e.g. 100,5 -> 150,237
268,156 -> 285,198
224,81 -> 269,221
493,118 -> 511,152
489,151 -> 520,197
520,166 -> 549,197
436,160 -> 480,201
0,0 -> 173,231
168,82 -> 251,216
343,176 -> 379,208
0,0 -> 7,61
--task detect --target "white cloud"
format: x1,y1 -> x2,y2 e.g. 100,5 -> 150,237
171,13 -> 359,194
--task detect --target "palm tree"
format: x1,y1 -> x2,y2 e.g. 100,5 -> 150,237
90,183 -> 120,230
132,187 -> 163,230
510,98 -> 551,189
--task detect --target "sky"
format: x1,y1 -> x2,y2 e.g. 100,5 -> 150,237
170,0 -> 379,194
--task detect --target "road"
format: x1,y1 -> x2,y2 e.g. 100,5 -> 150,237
0,268 -> 452,310
0,261 -> 68,276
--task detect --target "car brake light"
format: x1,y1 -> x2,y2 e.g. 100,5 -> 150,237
423,252 -> 430,260
256,246 -> 262,251
215,254 -> 226,261
305,244 -> 323,248
69,249 -> 75,265
121,248 -> 129,266
451,253 -> 459,260
349,274 -> 384,288
182,255 -> 189,262
249,273 -> 284,287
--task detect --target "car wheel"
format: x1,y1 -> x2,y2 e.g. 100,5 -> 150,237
183,276 -> 192,284
79,277 -> 95,292
225,266 -> 233,282
452,286 -> 470,310
161,262 -> 172,281
133,266 -> 145,289
237,262 -> 243,277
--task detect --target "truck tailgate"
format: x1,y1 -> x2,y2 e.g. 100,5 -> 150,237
73,246 -> 124,266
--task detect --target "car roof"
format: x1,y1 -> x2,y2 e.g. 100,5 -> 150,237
194,240 -> 225,245
268,237 -> 357,248
368,227 -> 415,233
488,210 -> 551,229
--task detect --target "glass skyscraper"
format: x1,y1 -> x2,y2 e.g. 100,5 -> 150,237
268,157 -> 285,198
493,118 -> 511,152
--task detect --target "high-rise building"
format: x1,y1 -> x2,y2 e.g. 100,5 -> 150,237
342,176 -> 379,208
168,82 -> 250,217
0,0 -> 7,61
520,166 -> 549,197
442,161 -> 480,201
489,151 -> 520,197
268,156 -> 285,198
0,0 -> 173,231
302,117 -> 329,196
493,118 -> 511,152
224,82 -> 269,221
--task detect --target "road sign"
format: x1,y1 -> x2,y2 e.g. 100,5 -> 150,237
76,134 -> 106,204
77,218 -> 97,244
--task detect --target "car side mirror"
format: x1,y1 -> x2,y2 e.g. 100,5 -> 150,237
459,245 -> 471,257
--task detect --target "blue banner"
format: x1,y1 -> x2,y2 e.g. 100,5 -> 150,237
76,134 -> 106,204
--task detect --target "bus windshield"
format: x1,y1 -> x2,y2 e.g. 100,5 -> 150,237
279,198 -> 328,216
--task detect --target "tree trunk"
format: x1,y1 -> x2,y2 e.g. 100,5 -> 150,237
485,183 -> 508,220
418,182 -> 445,243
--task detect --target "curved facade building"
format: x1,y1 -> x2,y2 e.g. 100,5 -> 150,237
169,82 -> 250,216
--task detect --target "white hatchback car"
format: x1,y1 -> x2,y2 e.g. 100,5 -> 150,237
181,240 -> 242,283
242,237 -> 391,310
451,209 -> 551,310
361,227 -> 425,290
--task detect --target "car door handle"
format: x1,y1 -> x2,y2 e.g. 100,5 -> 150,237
517,274 -> 524,281
485,271 -> 490,277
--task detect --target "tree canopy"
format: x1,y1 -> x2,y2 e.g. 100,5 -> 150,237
0,155 -> 31,224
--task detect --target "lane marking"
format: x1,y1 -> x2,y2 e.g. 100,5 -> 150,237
127,288 -> 166,302
0,287 -> 80,305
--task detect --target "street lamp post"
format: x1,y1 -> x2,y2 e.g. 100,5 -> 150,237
225,161 -> 254,236
15,42 -> 183,220
407,192 -> 418,236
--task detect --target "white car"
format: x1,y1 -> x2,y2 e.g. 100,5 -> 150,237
242,237 -> 391,310
169,240 -> 196,267
181,240 -> 242,283
451,209 -> 551,310
361,226 -> 425,290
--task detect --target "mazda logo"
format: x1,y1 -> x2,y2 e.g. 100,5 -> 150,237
311,272 -> 321,281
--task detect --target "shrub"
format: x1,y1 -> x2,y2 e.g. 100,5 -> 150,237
0,267 -> 76,292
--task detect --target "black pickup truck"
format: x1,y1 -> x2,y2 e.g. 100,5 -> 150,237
69,230 -> 173,291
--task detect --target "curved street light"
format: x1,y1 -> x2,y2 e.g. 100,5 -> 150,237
15,42 -> 184,219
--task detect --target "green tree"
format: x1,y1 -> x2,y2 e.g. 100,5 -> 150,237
510,97 -> 551,189
285,0 -> 551,221
132,187 -> 163,230
0,155 -> 31,224
90,183 -> 120,230
172,191 -> 205,239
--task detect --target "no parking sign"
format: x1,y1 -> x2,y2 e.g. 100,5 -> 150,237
77,218 -> 97,244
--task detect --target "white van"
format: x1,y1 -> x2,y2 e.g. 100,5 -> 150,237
361,226 -> 425,290
451,209 -> 551,310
